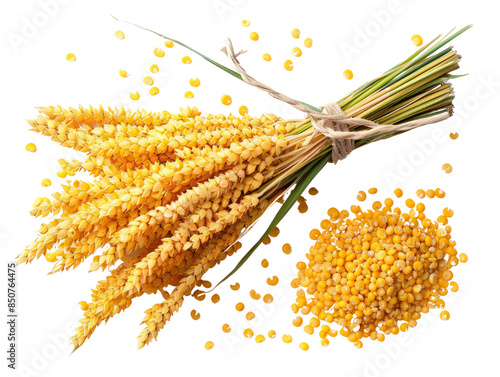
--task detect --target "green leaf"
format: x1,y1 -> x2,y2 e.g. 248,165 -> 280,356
212,152 -> 330,289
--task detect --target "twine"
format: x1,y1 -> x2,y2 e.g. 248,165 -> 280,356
222,38 -> 452,163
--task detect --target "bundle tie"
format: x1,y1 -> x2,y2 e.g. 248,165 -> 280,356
222,38 -> 452,163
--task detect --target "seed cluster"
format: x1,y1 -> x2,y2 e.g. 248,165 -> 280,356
292,188 -> 466,348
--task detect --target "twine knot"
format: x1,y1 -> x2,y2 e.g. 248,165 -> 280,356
221,38 -> 452,164
311,104 -> 355,163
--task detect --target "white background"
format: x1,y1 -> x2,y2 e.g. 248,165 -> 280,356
1,0 -> 499,376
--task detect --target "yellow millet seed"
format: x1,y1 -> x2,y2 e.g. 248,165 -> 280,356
292,47 -> 302,57
205,341 -> 214,350
239,106 -> 248,116
250,32 -> 259,41
189,78 -> 200,87
343,69 -> 353,80
411,34 -> 423,46
153,48 -> 165,58
66,53 -> 76,62
282,243 -> 292,255
41,178 -> 52,187
291,28 -> 300,39
299,342 -> 309,351
221,94 -> 232,106
255,334 -> 265,343
304,38 -> 313,48
25,143 -> 37,152
262,53 -> 271,61
243,328 -> 254,338
263,294 -> 273,303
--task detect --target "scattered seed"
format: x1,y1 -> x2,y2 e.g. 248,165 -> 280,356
282,243 -> 292,255
221,94 -> 232,106
368,187 -> 378,194
282,334 -> 293,343
143,76 -> 154,86
66,53 -> 76,62
266,276 -> 279,286
292,47 -> 302,57
269,227 -> 280,237
154,48 -> 165,58
440,310 -> 450,321
211,294 -> 220,304
222,323 -> 231,333
262,53 -> 271,61
261,259 -> 269,268
262,235 -> 271,245
25,143 -> 37,152
241,19 -> 251,27
235,302 -> 245,311
284,60 -> 294,71
416,189 -> 426,198
230,283 -> 240,291
238,105 -> 248,116
450,132 -> 459,140
150,64 -> 159,73
41,178 -> 52,187
185,91 -> 194,99
190,310 -> 201,320
255,334 -> 265,343
182,56 -> 192,64
292,316 -> 303,327
189,78 -> 200,87
459,253 -> 468,263
298,203 -> 308,213
411,34 -> 423,46
250,32 -> 259,41
129,92 -> 140,101
205,341 -> 214,350
246,311 -> 255,321
304,38 -> 313,48
119,69 -> 129,78
164,40 -> 174,48
250,290 -> 261,300
435,188 -> 446,198
291,28 -> 300,39
263,294 -> 273,303
243,328 -> 254,338
149,87 -> 159,96
202,280 -> 212,289
193,290 -> 206,301
442,163 -> 453,174
299,342 -> 309,351
268,330 -> 276,338
115,30 -> 125,39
